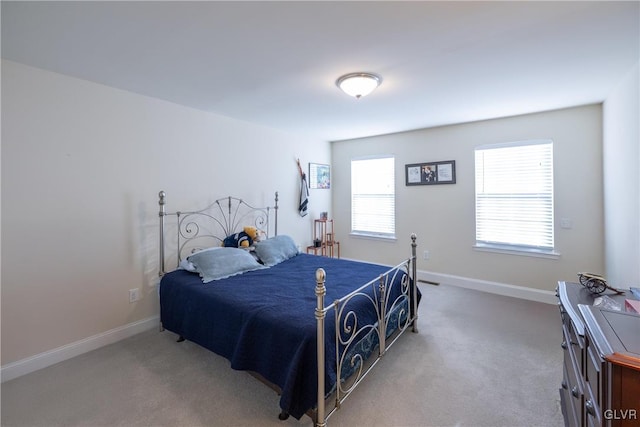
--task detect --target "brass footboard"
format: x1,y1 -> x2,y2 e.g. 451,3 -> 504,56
314,234 -> 418,427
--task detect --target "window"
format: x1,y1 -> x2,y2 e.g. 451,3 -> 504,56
475,140 -> 555,255
351,156 -> 395,238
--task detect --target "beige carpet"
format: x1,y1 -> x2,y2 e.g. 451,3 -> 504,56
1,283 -> 564,427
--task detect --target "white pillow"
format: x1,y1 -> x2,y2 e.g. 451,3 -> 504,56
178,258 -> 198,272
187,247 -> 266,283
253,235 -> 299,267
179,247 -> 222,272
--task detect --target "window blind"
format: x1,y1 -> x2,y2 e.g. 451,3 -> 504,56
475,140 -> 554,250
351,157 -> 395,237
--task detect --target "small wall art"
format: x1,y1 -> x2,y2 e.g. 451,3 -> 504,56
405,160 -> 456,186
309,163 -> 330,189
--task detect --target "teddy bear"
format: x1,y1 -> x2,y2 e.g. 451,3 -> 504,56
222,226 -> 260,248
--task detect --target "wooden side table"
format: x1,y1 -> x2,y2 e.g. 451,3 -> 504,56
306,219 -> 340,258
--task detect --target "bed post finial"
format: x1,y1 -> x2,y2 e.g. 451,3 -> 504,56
274,191 -> 279,236
315,267 -> 325,287
315,267 -> 327,427
159,191 -> 167,277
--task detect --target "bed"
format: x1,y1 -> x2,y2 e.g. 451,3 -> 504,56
157,191 -> 420,426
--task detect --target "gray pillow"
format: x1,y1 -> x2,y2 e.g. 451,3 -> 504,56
254,235 -> 299,267
187,247 -> 266,283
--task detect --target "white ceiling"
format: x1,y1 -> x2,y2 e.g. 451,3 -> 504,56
2,1 -> 639,142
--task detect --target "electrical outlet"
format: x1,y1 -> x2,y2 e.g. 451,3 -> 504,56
560,218 -> 573,229
129,288 -> 140,303
423,250 -> 430,260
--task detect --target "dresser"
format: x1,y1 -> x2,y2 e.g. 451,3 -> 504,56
556,281 -> 640,427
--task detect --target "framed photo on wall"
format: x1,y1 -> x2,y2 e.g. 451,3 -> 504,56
405,160 -> 456,186
309,163 -> 330,189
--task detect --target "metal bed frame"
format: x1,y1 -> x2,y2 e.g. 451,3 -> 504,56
158,190 -> 278,274
157,191 -> 418,427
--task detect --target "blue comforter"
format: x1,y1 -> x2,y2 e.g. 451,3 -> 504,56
160,253 -> 415,419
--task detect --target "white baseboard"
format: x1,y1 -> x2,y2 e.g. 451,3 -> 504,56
1,316 -> 160,383
417,270 -> 557,305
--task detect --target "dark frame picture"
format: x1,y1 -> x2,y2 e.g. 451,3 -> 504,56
405,160 -> 456,186
309,163 -> 331,189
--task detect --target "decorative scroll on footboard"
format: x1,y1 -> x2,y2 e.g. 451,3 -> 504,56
314,234 -> 418,427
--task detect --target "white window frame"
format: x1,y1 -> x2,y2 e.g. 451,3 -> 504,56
474,139 -> 559,258
350,155 -> 396,240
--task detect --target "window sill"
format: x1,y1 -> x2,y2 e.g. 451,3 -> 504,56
473,243 -> 560,259
350,232 -> 397,242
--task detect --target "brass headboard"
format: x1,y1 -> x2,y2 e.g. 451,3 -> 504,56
158,191 -> 279,276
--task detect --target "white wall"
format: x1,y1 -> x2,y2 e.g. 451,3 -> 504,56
4,57 -> 634,377
1,60 -> 331,367
332,105 -> 604,293
603,62 -> 640,289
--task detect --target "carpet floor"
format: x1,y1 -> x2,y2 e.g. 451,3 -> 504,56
1,283 -> 564,427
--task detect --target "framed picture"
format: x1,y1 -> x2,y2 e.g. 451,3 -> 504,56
309,163 -> 330,189
405,160 -> 456,186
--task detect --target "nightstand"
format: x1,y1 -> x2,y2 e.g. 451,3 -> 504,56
306,219 -> 340,258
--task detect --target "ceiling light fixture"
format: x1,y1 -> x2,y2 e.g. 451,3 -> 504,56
336,72 -> 382,99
